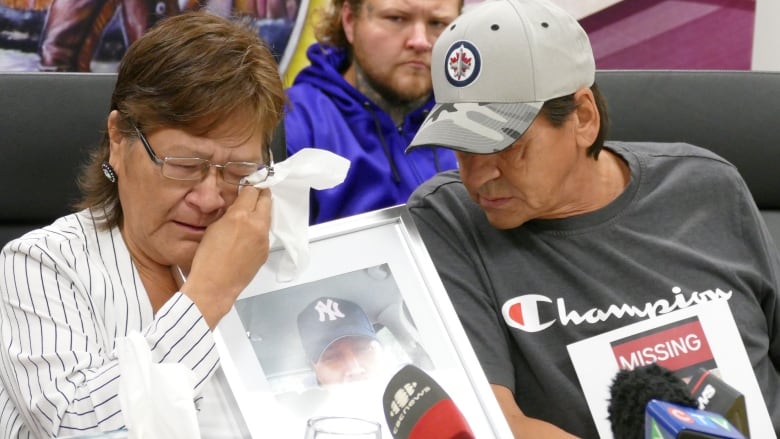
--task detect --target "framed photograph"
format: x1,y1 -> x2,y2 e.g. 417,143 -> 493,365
214,205 -> 512,438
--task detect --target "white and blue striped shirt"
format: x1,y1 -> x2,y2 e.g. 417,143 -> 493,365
0,210 -> 246,438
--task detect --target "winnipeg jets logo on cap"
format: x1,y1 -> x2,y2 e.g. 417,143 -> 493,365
445,41 -> 480,87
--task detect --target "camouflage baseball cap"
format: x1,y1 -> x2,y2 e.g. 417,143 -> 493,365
407,0 -> 595,154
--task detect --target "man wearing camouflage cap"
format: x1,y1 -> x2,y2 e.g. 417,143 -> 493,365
407,0 -> 780,437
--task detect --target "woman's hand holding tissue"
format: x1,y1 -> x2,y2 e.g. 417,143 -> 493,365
178,148 -> 349,329
180,185 -> 273,329
246,148 -> 351,282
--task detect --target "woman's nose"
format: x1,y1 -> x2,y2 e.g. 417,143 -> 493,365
187,167 -> 228,213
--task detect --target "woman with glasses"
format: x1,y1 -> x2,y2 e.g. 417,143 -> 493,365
0,11 -> 284,438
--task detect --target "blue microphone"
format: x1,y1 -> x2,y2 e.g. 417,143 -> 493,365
645,399 -> 746,439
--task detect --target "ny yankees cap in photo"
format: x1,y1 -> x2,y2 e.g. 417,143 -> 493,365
297,296 -> 377,364
407,0 -> 595,154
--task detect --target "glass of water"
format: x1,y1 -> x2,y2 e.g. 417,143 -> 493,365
304,416 -> 381,439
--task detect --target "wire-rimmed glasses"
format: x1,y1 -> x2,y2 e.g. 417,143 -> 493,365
133,124 -> 274,186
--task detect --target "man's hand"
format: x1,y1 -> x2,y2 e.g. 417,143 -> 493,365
492,384 -> 581,439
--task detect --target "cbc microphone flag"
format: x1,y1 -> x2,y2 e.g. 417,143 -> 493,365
567,299 -> 773,439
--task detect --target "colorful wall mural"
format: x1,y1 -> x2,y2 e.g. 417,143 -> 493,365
0,0 -> 760,83
0,0 -> 313,81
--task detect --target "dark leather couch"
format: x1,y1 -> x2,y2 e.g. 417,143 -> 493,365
597,70 -> 780,247
1,70 -> 779,248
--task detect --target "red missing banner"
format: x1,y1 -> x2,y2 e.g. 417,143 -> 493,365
610,316 -> 716,376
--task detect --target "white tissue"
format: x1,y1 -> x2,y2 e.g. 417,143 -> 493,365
247,148 -> 350,282
118,332 -> 200,438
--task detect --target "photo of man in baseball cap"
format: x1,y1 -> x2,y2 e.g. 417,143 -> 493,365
297,296 -> 386,386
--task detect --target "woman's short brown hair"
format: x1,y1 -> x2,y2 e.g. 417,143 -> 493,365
76,11 -> 286,228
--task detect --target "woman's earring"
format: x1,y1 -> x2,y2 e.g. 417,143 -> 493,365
101,162 -> 117,183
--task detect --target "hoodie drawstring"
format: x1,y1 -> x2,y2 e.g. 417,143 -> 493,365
364,101 -> 401,183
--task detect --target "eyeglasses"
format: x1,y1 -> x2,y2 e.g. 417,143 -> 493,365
133,125 -> 274,186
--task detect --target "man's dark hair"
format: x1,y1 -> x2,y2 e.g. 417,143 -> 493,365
540,83 -> 609,159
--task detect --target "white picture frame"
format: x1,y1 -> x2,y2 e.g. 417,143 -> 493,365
213,205 -> 512,438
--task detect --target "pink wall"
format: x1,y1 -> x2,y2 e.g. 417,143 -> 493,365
466,0 -> 756,70
581,0 -> 755,70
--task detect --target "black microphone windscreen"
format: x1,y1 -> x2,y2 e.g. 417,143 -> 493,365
608,363 -> 697,439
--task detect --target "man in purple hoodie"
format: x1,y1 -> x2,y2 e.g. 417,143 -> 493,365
285,0 -> 463,224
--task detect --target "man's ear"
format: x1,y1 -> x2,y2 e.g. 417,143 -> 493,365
341,1 -> 357,44
573,88 -> 600,149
